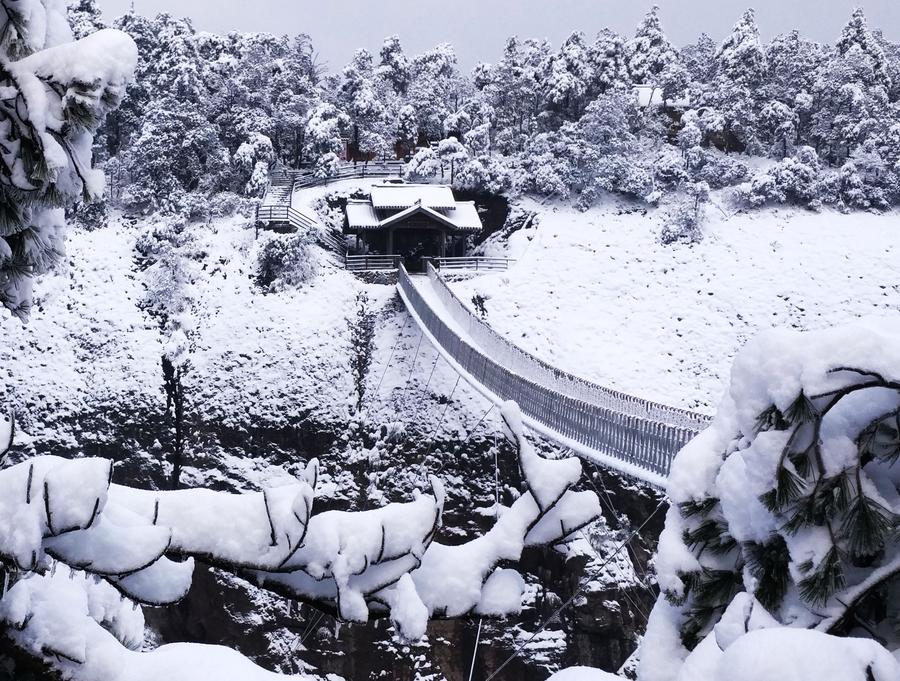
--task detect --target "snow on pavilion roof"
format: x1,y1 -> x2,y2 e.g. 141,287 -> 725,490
369,183 -> 457,210
345,198 -> 482,233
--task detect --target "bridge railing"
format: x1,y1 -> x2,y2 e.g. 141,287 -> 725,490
398,264 -> 696,482
422,263 -> 711,432
346,255 -> 401,272
429,257 -> 514,272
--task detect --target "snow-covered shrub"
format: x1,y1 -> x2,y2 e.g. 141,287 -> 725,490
641,320 -> 900,681
578,155 -> 657,209
736,148 -> 820,208
817,145 -> 898,212
660,183 -> 709,245
255,233 -> 316,291
453,156 -> 512,195
347,291 -> 376,412
404,147 -> 442,181
206,192 -> 251,219
653,146 -> 689,189
693,152 -> 750,189
68,199 -> 110,232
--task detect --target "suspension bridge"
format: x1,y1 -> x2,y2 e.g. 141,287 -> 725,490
259,162 -> 712,489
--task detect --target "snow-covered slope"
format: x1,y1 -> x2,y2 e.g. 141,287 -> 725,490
457,199 -> 900,414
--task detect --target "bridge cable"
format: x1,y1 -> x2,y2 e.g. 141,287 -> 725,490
372,315 -> 411,400
404,331 -> 425,387
467,617 -> 484,681
585,461 -> 659,600
482,499 -> 666,681
424,375 -> 462,460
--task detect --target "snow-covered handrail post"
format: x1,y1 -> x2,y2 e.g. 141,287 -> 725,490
0,400 -> 600,677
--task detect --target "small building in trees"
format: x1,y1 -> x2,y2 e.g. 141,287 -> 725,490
345,183 -> 482,267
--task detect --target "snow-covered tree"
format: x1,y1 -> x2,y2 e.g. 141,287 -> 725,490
682,33 -> 717,84
641,321 -> 900,681
377,34 -> 411,95
716,9 -> 767,90
837,7 -> 892,91
303,102 -> 350,163
437,136 -> 468,183
545,31 -> 591,119
586,28 -> 630,96
625,6 -> 680,85
0,4 -> 136,319
404,147 -> 441,181
66,0 -> 105,40
234,133 -> 275,197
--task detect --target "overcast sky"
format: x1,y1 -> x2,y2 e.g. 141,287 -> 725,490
96,1 -> 900,70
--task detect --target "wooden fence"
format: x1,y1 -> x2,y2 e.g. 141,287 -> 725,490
429,257 -> 514,272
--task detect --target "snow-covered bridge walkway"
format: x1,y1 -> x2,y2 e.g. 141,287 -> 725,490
398,263 -> 712,489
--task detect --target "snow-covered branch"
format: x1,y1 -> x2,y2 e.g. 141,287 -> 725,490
0,399 -> 600,675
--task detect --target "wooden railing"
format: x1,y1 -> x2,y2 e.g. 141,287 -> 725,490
254,205 -> 346,258
345,254 -> 401,272
397,263 -> 711,487
290,161 -> 406,189
429,257 -> 514,272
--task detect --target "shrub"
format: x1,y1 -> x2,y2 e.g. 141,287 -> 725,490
255,233 -> 316,292
735,149 -> 820,208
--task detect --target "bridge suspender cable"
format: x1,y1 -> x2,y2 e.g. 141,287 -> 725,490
467,617 -> 484,681
482,499 -> 667,681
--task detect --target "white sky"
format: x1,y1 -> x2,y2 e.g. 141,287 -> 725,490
96,1 -> 900,70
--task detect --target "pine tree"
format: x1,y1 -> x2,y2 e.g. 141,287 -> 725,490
586,28 -> 629,99
625,5 -> 680,84
67,0 -> 106,40
837,7 -> 891,91
717,9 -> 767,90
0,2 -> 136,319
377,35 -> 411,95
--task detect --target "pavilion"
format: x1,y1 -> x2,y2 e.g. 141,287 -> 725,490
345,183 -> 482,266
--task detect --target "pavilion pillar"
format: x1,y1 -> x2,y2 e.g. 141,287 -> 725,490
386,228 -> 394,255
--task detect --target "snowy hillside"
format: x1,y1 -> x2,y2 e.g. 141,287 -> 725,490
457,199 -> 900,413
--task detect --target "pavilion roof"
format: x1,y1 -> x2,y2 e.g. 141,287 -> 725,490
369,183 -> 457,210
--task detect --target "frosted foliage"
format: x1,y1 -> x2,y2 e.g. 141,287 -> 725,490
625,6 -> 679,85
716,9 -> 766,88
0,5 -> 136,318
641,320 -> 900,681
404,147 -> 441,180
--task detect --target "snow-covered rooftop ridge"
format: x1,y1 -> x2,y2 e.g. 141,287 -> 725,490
346,195 -> 482,233
370,183 -> 457,210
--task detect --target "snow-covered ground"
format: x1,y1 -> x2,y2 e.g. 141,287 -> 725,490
457,199 -> 900,414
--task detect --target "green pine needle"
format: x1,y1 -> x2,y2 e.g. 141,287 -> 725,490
679,497 -> 718,518
784,391 -> 818,425
840,494 -> 897,561
755,405 -> 788,433
798,545 -> 845,606
745,535 -> 791,611
761,463 -> 806,513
